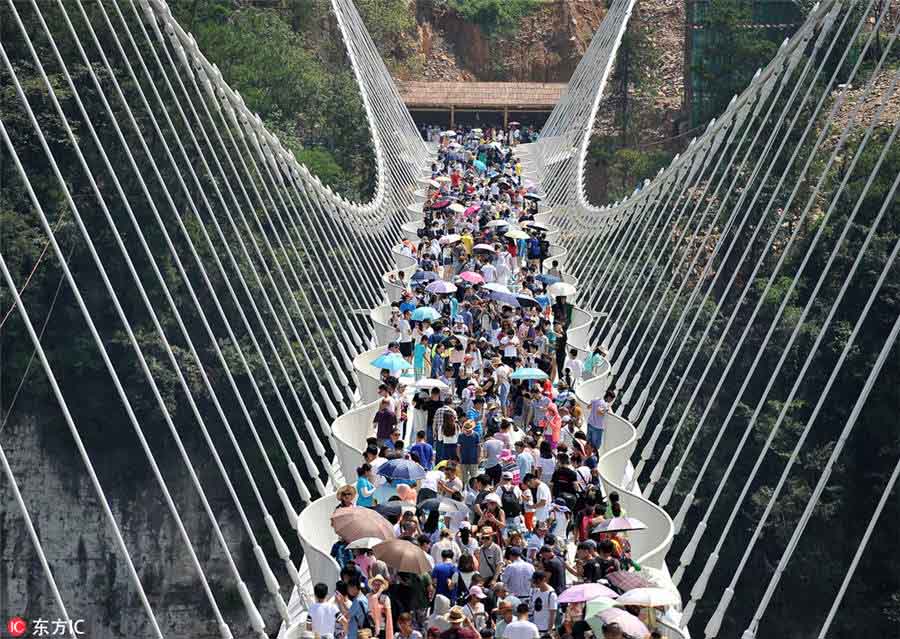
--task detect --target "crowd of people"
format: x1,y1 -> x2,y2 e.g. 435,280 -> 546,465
308,125 -> 675,639
420,124 -> 540,147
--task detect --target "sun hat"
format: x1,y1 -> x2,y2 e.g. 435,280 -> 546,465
447,607 -> 466,624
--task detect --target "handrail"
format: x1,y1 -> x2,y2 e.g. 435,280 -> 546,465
332,398 -> 381,479
351,345 -> 387,404
295,492 -> 341,596
574,377 -> 675,570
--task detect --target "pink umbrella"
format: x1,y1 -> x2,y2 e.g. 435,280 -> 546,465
558,582 -> 619,603
593,609 -> 650,639
464,205 -> 481,216
473,243 -> 496,253
459,271 -> 485,284
432,200 -> 451,209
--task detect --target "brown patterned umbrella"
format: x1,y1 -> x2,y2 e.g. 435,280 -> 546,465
605,570 -> 653,593
330,506 -> 394,542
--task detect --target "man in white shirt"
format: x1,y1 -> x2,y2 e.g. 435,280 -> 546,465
481,261 -> 497,283
430,528 -> 461,564
562,348 -> 583,383
502,603 -> 539,639
308,583 -> 341,639
527,571 -> 557,634
501,547 -> 535,598
395,309 -> 413,358
500,332 -> 519,366
525,473 -> 552,525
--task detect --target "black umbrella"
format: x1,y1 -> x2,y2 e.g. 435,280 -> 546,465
374,501 -> 415,520
524,193 -> 543,201
417,497 -> 470,514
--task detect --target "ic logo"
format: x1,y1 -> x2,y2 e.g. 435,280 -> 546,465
6,617 -> 27,637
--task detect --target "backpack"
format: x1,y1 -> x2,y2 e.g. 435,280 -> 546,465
441,412 -> 457,438
500,486 -> 522,518
355,596 -> 377,631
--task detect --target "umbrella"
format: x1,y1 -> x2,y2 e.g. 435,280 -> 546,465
449,203 -> 466,214
331,506 -> 394,542
536,273 -> 561,285
346,536 -> 386,550
558,583 -> 619,603
372,354 -> 413,372
374,501 -> 416,519
373,539 -> 432,573
491,290 -> 520,307
485,219 -> 510,228
435,176 -> 452,183
586,609 -> 650,639
515,293 -> 542,309
426,280 -> 458,295
411,307 -> 441,321
432,199 -> 451,209
415,379 -> 451,394
428,179 -> 440,188
605,571 -> 653,593
377,459 -> 427,481
584,597 -> 618,619
524,193 -> 543,201
473,243 -> 496,253
522,221 -> 550,232
509,121 -> 521,126
439,234 -> 462,245
511,367 -> 549,381
591,517 -> 647,534
473,160 -> 487,173
417,497 -> 470,514
548,282 -> 578,298
504,229 -> 530,240
460,271 -> 485,285
614,587 -> 681,608
464,205 -> 481,216
411,270 -> 438,282
483,282 -> 512,294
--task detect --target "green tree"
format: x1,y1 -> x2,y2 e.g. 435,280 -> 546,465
691,0 -> 780,123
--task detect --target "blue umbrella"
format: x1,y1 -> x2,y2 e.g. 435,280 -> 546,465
490,290 -> 520,307
372,354 -> 412,372
473,159 -> 487,173
377,459 -> 426,481
511,367 -> 549,381
536,273 -> 561,285
412,270 -> 438,282
412,307 -> 441,322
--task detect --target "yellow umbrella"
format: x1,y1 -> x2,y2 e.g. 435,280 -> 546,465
505,229 -> 530,240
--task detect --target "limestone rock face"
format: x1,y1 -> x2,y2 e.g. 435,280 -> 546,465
0,414 -> 285,639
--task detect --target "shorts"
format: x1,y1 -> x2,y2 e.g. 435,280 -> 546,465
399,341 -> 413,357
485,463 -> 502,484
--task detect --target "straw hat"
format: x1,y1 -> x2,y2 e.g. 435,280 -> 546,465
447,607 -> 466,624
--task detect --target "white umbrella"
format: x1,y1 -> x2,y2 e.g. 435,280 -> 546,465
485,219 -> 510,227
346,537 -> 386,550
449,203 -> 466,214
473,243 -> 496,253
548,282 -> 577,298
435,175 -> 451,183
443,130 -> 457,137
428,179 -> 440,188
439,233 -> 461,245
614,587 -> 681,608
414,378 -> 450,391
483,282 -> 512,294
